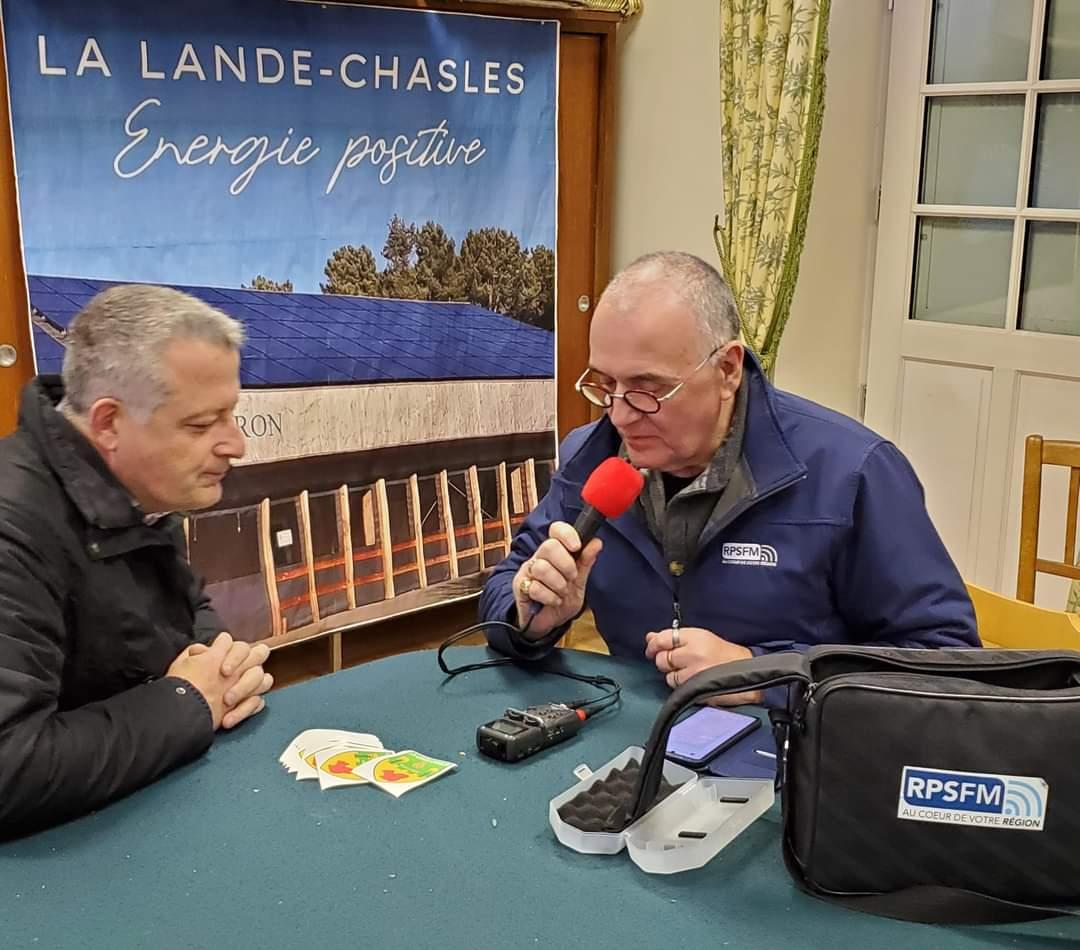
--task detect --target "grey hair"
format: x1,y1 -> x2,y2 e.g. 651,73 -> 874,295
61,284 -> 245,418
600,251 -> 741,348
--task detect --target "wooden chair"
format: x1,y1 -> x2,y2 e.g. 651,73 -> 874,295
1017,435 -> 1080,604
561,609 -> 610,654
967,582 -> 1080,650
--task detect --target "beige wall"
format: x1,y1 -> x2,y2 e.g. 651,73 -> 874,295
777,0 -> 892,416
610,0 -> 723,267
610,0 -> 891,418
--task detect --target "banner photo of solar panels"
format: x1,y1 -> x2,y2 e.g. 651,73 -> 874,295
2,0 -> 558,642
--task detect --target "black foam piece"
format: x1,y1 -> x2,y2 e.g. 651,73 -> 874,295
557,759 -> 681,833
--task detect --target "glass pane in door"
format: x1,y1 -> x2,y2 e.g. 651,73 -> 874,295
1031,94 -> 1080,209
929,0 -> 1034,83
1019,221 -> 1080,336
911,217 -> 1013,327
921,96 -> 1024,205
1042,0 -> 1080,79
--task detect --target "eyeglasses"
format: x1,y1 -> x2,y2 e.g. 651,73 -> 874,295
574,346 -> 722,415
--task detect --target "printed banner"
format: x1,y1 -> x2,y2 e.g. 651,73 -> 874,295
2,0 -> 559,641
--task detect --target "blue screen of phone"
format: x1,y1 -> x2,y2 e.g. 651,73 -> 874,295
665,707 -> 757,761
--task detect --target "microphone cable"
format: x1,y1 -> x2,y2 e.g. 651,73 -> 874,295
436,618 -> 622,716
436,456 -> 646,719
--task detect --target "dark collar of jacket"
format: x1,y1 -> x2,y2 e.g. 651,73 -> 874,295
560,350 -> 805,488
19,376 -> 182,555
556,351 -> 807,571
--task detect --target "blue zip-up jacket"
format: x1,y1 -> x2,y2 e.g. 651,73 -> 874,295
480,357 -> 979,683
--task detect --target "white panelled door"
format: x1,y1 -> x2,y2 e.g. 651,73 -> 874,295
865,0 -> 1080,607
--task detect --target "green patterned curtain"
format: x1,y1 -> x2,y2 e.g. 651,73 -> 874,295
714,0 -> 831,376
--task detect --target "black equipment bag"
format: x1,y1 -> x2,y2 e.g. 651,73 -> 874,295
629,646 -> 1080,924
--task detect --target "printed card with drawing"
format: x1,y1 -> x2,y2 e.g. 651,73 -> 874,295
300,738 -> 383,783
279,730 -> 382,780
315,745 -> 393,790
280,729 -> 341,769
353,750 -> 457,798
279,729 -> 341,776
298,735 -> 384,782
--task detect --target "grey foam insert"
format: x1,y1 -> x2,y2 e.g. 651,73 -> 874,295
556,759 -> 682,833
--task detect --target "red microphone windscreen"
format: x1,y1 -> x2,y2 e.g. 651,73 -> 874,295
580,457 -> 645,519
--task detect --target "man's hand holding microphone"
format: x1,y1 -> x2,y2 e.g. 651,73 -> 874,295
510,456 -> 760,703
513,522 -> 603,637
513,458 -> 644,639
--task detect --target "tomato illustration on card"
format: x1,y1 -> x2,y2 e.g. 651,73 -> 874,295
320,749 -> 386,780
278,730 -> 383,782
313,744 -> 390,790
357,751 -> 457,797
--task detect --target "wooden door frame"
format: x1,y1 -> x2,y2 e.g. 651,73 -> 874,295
0,1 -> 618,437
864,0 -> 1080,595
0,15 -> 31,435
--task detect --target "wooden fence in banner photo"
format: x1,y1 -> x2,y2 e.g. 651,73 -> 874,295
182,456 -> 553,660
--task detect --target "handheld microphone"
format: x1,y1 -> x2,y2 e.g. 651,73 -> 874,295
572,456 -> 646,545
522,457 -> 645,624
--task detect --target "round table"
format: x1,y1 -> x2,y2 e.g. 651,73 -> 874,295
0,647 -> 1074,949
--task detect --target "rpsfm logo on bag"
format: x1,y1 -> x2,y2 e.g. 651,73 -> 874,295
898,766 -> 1048,831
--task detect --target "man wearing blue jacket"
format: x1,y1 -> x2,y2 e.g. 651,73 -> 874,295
479,251 -> 979,705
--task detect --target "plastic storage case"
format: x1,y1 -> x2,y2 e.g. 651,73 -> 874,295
549,746 -> 774,874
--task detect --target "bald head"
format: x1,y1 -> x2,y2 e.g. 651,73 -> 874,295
585,251 -> 745,476
599,251 -> 740,349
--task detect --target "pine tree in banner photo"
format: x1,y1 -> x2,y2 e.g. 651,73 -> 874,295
321,244 -> 380,296
318,219 -> 555,330
414,221 -> 465,302
520,245 -> 555,331
459,227 -> 525,318
379,214 -> 421,300
243,275 -> 294,293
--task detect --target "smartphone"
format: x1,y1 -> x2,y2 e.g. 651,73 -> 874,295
665,706 -> 761,767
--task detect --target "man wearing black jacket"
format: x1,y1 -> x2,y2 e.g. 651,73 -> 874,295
0,283 -> 272,839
